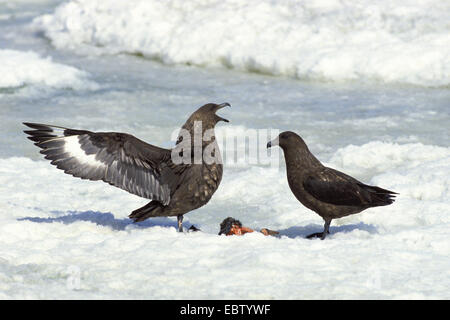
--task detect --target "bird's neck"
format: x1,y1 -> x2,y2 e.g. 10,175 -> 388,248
176,127 -> 217,148
174,125 -> 222,165
177,119 -> 217,146
283,146 -> 323,171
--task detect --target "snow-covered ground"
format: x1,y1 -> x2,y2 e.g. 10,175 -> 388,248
34,0 -> 450,87
0,0 -> 449,299
0,49 -> 98,90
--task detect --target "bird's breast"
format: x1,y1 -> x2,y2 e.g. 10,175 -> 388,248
176,162 -> 223,209
198,163 -> 223,200
286,167 -> 318,211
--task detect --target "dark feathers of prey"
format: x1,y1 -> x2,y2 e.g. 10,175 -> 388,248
218,217 -> 242,235
267,131 -> 398,240
23,102 -> 230,232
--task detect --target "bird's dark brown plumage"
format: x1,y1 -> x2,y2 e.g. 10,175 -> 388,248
267,131 -> 397,239
23,102 -> 230,232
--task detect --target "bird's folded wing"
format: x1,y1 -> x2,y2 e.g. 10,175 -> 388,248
303,169 -> 370,206
23,123 -> 171,205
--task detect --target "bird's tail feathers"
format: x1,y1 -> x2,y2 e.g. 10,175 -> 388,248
361,184 -> 398,206
129,201 -> 163,222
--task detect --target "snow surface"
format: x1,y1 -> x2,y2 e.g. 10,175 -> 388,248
33,0 -> 450,87
1,141 -> 449,299
0,0 -> 449,300
0,49 -> 98,91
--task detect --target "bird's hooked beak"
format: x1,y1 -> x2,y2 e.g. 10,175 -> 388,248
215,102 -> 231,123
267,136 -> 279,149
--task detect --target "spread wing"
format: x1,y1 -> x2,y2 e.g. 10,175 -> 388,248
303,168 -> 397,207
23,122 -> 172,205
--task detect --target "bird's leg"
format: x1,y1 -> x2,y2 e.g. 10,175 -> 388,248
306,219 -> 331,240
320,220 -> 331,240
177,215 -> 183,232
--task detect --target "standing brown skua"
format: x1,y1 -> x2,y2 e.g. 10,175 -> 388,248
267,131 -> 397,239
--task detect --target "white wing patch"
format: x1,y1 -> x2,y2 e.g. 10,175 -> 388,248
64,135 -> 106,169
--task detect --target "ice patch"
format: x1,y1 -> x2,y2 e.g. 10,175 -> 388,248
33,0 -> 450,87
328,141 -> 450,180
0,49 -> 98,90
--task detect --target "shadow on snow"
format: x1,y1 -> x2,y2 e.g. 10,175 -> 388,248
18,210 -> 179,231
18,211 -> 378,238
277,222 -> 378,239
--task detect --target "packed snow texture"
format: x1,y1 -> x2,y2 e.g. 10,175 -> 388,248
0,49 -> 98,90
1,141 -> 449,299
33,0 -> 450,87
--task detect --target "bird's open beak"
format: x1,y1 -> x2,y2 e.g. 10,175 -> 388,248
217,102 -> 231,109
267,137 -> 279,149
215,102 -> 230,123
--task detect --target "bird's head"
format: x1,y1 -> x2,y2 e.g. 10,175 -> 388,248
267,131 -> 307,150
186,102 -> 230,130
176,102 -> 231,149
